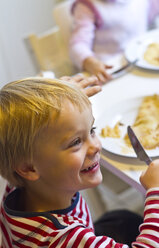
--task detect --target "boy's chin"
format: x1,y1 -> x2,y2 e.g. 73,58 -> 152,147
94,174 -> 103,187
96,168 -> 103,183
89,172 -> 103,189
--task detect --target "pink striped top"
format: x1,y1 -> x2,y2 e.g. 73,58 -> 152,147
1,185 -> 159,247
70,0 -> 159,70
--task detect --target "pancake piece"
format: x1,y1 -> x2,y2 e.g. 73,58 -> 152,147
143,43 -> 159,66
101,122 -> 121,138
124,94 -> 159,149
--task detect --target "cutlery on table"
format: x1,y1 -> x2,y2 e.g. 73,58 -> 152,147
127,126 -> 152,165
112,59 -> 138,78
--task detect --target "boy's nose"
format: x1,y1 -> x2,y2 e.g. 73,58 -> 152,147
87,138 -> 102,156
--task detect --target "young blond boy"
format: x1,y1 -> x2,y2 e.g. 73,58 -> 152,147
0,77 -> 159,247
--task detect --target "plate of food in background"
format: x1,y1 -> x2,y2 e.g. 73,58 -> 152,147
96,94 -> 159,158
125,29 -> 159,71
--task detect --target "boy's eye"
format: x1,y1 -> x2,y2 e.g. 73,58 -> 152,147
91,127 -> 96,135
70,138 -> 81,147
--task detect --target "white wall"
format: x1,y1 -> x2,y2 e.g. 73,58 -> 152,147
0,0 -> 57,87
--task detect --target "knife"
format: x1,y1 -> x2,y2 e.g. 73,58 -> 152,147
112,59 -> 138,78
127,126 -> 152,165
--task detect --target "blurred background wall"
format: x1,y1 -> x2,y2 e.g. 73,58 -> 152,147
0,0 -> 58,86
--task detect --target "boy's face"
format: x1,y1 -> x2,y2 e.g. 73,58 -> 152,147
33,100 -> 102,196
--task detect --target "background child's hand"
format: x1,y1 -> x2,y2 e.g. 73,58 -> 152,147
83,56 -> 112,84
60,74 -> 102,97
140,159 -> 159,190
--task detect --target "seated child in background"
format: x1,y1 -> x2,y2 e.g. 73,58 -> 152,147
70,0 -> 159,83
0,77 -> 159,247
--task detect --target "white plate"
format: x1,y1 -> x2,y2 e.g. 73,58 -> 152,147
96,96 -> 159,158
125,29 -> 159,71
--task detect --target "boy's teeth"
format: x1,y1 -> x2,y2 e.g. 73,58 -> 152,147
84,164 -> 96,171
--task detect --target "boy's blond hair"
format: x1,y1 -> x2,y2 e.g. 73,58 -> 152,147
0,77 -> 91,186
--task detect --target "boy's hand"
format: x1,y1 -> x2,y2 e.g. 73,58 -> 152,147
140,159 -> 159,190
60,74 -> 102,97
83,56 -> 112,84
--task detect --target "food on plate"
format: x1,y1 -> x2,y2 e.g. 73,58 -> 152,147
101,122 -> 121,138
101,94 -> 159,150
124,94 -> 159,149
143,43 -> 159,66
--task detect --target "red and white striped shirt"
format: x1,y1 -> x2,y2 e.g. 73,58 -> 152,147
0,185 -> 159,247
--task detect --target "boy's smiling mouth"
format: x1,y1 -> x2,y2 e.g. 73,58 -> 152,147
81,162 -> 99,173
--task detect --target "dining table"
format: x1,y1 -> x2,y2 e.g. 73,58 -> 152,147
90,66 -> 159,195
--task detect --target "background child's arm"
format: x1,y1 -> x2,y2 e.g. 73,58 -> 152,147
70,3 -> 95,70
70,3 -> 112,83
83,56 -> 112,83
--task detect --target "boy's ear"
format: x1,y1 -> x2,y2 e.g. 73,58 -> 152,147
15,162 -> 40,181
